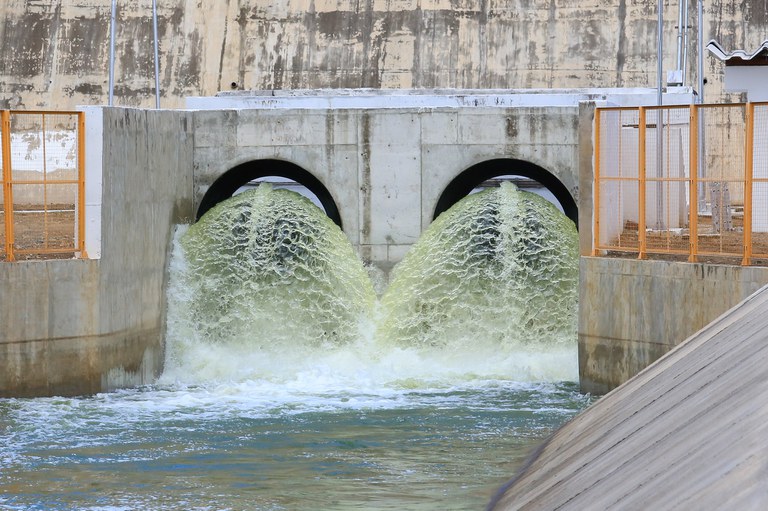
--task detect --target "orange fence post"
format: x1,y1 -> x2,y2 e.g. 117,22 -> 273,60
593,109 -> 601,256
42,113 -> 49,247
743,103 -> 754,266
1,110 -> 14,261
638,107 -> 647,259
689,105 -> 699,262
77,111 -> 88,258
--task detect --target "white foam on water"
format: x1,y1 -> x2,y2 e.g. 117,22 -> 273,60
161,184 -> 579,395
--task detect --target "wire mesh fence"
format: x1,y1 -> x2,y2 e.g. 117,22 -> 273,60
751,104 -> 768,261
1,110 -> 85,261
595,102 -> 768,265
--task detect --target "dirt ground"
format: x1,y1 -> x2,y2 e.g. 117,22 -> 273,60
602,215 -> 768,266
0,206 -> 78,261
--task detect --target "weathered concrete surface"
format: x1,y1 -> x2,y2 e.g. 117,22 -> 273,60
0,108 -> 194,397
491,283 -> 768,510
0,1 -> 760,110
579,256 -> 768,394
191,93 -> 595,271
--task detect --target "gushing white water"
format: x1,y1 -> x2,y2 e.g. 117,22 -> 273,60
1,184 -> 586,511
163,183 -> 579,387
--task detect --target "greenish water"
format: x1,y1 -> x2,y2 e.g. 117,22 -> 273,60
0,382 -> 589,511
0,184 -> 590,510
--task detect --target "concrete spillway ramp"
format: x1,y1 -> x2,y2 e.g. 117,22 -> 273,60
490,284 -> 768,510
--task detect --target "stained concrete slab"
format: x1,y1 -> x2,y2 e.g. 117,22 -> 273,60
579,257 -> 768,394
490,283 -> 768,510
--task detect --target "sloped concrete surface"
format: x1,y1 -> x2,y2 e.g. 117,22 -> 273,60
491,284 -> 768,510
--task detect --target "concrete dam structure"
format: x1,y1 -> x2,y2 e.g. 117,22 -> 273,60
0,0 -> 765,110
186,89 -> 596,272
4,87 -> 768,400
1,87 -> 608,397
3,1 -> 768,508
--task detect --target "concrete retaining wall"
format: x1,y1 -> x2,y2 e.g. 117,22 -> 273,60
0,108 -> 194,397
0,1 -> 761,110
578,256 -> 768,394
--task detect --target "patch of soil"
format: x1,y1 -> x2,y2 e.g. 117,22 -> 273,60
0,205 -> 78,261
601,216 -> 768,266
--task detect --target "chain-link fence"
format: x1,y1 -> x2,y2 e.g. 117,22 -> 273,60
595,102 -> 768,265
1,110 -> 86,261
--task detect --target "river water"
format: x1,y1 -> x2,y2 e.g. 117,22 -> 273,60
0,184 -> 591,510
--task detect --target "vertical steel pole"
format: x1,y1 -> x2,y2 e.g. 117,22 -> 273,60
656,1 -> 666,229
593,109 -> 602,255
639,107 -> 648,259
152,0 -> 161,109
42,113 -> 48,247
658,0 -> 664,107
109,0 -> 117,106
682,0 -> 689,85
676,0 -> 684,75
689,105 -> 699,262
697,0 -> 706,211
697,0 -> 704,101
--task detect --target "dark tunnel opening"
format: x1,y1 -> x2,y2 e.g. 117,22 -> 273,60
433,159 -> 578,228
196,159 -> 343,229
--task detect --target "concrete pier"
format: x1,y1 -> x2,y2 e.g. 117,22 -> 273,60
578,257 -> 768,394
0,108 -> 194,397
490,283 -> 768,510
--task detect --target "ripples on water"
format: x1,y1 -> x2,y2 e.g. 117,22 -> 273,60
0,381 -> 590,511
0,184 -> 591,510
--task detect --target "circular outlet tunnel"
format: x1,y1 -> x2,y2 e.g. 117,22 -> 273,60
197,159 -> 343,228
433,159 -> 578,227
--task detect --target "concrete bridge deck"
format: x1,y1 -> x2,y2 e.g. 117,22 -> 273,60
491,283 -> 768,510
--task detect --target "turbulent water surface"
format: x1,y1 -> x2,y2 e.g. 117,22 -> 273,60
0,184 -> 590,511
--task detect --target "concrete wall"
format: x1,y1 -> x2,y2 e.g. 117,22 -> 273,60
0,97 -> 588,397
0,107 -> 194,397
492,283 -> 768,510
192,99 -> 584,272
578,256 -> 768,394
0,1 -> 761,110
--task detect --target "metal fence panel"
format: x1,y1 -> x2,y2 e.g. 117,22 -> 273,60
697,104 -> 746,259
751,103 -> 768,261
595,108 -> 642,253
1,111 -> 84,261
595,103 -> 766,265
642,106 -> 691,255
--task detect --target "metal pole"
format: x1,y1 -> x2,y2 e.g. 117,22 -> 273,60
656,0 -> 665,229
676,0 -> 684,74
682,0 -> 689,85
152,0 -> 161,109
658,0 -> 664,107
697,0 -> 706,211
109,0 -> 117,106
697,0 -> 704,103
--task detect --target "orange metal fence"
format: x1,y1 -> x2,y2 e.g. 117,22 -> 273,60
594,102 -> 768,265
0,110 -> 86,261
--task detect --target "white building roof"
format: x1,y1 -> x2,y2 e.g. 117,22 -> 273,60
706,39 -> 768,65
